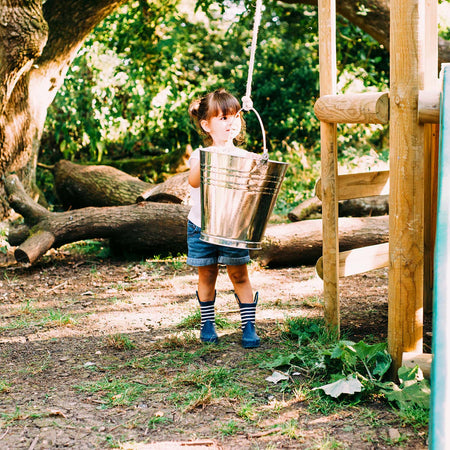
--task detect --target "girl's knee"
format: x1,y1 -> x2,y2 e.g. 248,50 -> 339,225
199,265 -> 219,283
227,266 -> 249,285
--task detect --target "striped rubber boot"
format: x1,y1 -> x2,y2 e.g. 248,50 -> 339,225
197,292 -> 218,344
236,292 -> 260,348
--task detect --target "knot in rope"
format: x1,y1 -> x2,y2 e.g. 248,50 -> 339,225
241,96 -> 253,111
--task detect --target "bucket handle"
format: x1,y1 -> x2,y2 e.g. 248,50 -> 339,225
227,107 -> 269,162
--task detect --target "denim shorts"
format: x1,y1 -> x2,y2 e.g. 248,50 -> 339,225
187,221 -> 250,267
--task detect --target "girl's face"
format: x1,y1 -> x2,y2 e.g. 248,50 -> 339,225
201,112 -> 240,147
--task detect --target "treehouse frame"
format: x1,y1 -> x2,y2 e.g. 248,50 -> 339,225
315,1 -> 446,445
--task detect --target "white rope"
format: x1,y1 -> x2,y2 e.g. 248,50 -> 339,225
228,0 -> 268,156
242,0 -> 264,111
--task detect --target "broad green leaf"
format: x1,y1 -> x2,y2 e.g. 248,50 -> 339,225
259,353 -> 296,369
382,379 -> 430,410
372,351 -> 392,378
353,341 -> 388,361
398,365 -> 423,383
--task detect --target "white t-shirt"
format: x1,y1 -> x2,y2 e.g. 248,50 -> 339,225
187,145 -> 255,227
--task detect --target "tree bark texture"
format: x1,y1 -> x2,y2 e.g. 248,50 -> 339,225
288,195 -> 389,221
0,0 -> 126,219
53,160 -> 190,208
54,160 -> 152,208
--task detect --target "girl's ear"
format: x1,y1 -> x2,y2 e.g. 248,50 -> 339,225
200,119 -> 210,133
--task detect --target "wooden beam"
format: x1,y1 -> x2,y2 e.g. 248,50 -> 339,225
418,90 -> 440,124
388,0 -> 424,374
314,92 -> 389,124
318,0 -> 339,333
315,171 -> 389,201
315,243 -> 389,279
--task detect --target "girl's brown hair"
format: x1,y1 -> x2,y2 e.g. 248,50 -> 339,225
189,88 -> 245,146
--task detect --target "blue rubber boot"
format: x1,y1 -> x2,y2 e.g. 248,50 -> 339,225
236,292 -> 260,348
197,292 -> 219,344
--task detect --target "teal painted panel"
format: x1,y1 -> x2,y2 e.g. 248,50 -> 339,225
430,64 -> 450,450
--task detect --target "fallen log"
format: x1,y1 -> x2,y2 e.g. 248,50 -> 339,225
136,171 -> 190,204
54,160 -> 151,208
288,195 -> 389,222
54,160 -> 190,208
253,216 -> 389,268
6,175 -> 389,267
5,174 -> 189,264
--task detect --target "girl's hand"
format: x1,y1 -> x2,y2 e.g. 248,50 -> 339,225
188,159 -> 201,188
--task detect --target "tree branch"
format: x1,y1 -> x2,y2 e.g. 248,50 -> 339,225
280,0 -> 449,67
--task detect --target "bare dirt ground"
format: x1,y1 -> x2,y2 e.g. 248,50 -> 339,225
0,243 -> 430,449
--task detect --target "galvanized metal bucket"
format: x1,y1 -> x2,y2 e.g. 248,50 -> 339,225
199,146 -> 288,250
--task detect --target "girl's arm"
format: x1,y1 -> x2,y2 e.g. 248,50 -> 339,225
188,158 -> 201,188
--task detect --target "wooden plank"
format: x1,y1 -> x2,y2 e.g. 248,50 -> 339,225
422,0 -> 439,314
315,243 -> 389,279
388,0 -> 424,374
314,92 -> 389,124
315,171 -> 389,201
318,0 -> 339,333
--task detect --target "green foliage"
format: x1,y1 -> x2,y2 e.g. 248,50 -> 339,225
61,239 -> 111,258
41,0 -> 390,206
379,365 -> 431,410
262,317 -> 429,426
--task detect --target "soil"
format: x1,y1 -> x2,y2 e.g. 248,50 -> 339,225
0,244 -> 430,449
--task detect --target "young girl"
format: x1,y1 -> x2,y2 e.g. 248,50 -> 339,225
187,88 -> 260,348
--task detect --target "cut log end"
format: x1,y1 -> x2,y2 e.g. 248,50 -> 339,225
14,248 -> 31,264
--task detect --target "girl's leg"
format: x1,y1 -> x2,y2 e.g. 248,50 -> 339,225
227,264 -> 260,348
197,264 -> 219,343
226,264 -> 253,303
198,264 -> 219,302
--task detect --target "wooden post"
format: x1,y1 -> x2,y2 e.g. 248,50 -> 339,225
422,0 -> 439,313
318,0 -> 339,332
388,0 -> 424,373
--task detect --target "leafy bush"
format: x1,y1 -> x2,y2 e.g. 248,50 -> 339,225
41,0 -> 390,210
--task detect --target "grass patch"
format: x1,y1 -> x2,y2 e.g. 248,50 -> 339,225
216,419 -> 241,436
0,380 -> 11,393
105,333 -> 136,350
75,377 -> 151,408
169,366 -> 251,411
41,309 -> 78,327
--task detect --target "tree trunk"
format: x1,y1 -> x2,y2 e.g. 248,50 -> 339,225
5,174 -> 189,264
0,0 -> 126,219
253,215 -> 389,268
